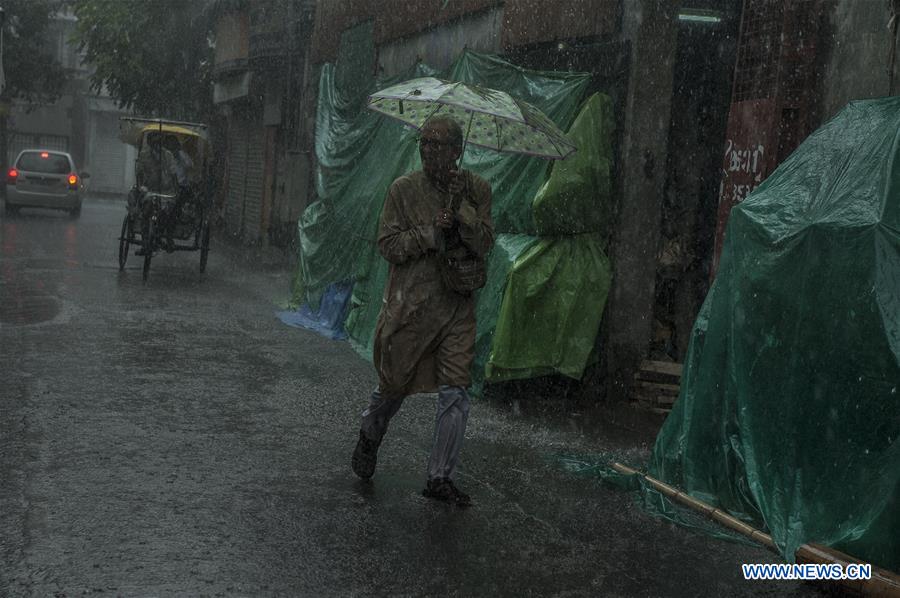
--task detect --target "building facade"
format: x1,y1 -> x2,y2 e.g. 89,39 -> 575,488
211,0 -> 316,246
215,0 -> 899,401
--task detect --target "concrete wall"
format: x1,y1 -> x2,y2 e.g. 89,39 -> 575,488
501,0 -> 619,47
311,0 -> 619,64
818,0 -> 896,122
377,7 -> 503,76
9,98 -> 74,140
602,0 -> 681,398
215,13 -> 250,66
311,0 -> 493,64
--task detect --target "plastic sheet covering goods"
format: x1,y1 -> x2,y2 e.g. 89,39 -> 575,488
296,49 -> 605,389
650,98 -> 900,571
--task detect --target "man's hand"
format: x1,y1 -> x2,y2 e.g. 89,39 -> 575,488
434,208 -> 455,229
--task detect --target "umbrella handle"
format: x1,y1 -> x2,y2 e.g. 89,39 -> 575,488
458,110 -> 474,172
446,111 -> 475,212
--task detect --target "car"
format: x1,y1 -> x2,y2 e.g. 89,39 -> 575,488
4,149 -> 90,218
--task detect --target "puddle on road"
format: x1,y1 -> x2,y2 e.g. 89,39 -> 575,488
0,269 -> 61,325
0,291 -> 60,325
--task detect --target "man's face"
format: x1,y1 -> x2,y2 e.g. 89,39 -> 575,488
419,123 -> 461,180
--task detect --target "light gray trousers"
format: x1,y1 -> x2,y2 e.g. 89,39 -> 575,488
360,385 -> 471,481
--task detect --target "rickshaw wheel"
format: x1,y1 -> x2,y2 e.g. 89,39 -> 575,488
199,220 -> 210,273
118,215 -> 131,270
142,220 -> 155,282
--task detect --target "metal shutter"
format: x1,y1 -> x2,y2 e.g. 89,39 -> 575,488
225,114 -> 265,243
226,117 -> 248,237
242,123 -> 265,242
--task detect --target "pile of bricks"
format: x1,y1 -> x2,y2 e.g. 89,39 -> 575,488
632,360 -> 682,415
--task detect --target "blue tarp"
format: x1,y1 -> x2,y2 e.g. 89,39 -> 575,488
276,281 -> 353,340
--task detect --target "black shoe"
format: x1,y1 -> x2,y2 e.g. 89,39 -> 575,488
422,478 -> 471,507
351,430 -> 380,479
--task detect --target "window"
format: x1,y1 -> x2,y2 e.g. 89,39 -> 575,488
16,152 -> 73,174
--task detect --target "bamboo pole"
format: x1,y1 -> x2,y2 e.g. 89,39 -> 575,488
611,462 -> 900,597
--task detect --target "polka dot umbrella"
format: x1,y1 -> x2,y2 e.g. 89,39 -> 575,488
367,77 -> 577,162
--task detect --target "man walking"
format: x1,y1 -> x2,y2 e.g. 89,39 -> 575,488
351,116 -> 494,506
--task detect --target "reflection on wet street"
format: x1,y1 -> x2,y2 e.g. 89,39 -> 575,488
0,199 -> 822,596
0,219 -> 66,325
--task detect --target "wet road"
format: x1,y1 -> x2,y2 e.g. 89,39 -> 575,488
1,198 -> 823,596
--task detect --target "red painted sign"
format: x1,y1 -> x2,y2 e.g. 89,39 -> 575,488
711,98 -> 777,278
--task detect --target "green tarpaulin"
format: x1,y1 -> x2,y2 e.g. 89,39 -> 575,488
486,94 -> 614,382
296,48 -> 621,390
650,98 -> 900,570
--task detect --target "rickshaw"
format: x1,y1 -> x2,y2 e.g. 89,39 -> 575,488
117,117 -> 212,281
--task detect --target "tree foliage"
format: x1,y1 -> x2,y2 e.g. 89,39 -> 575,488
72,0 -> 214,120
1,0 -> 68,105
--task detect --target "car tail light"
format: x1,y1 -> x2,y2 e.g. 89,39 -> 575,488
6,169 -> 17,185
41,152 -> 49,159
68,173 -> 78,188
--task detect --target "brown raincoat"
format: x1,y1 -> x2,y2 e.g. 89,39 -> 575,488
373,169 -> 494,397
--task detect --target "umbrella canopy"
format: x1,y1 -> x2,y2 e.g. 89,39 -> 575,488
367,77 -> 576,160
